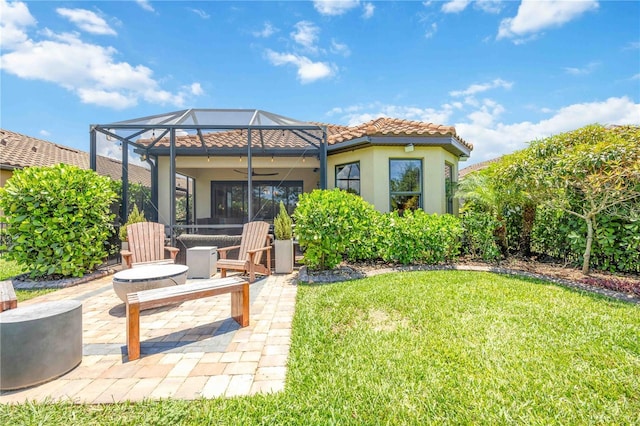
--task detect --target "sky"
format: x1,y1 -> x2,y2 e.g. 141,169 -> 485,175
1,0 -> 639,167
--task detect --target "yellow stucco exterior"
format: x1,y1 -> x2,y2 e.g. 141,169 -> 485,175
328,145 -> 460,214
158,155 -> 320,223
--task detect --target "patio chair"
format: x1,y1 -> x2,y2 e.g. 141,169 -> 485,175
216,221 -> 272,283
121,222 -> 179,269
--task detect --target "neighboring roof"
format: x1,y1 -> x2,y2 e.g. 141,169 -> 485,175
0,129 -> 152,187
458,157 -> 502,179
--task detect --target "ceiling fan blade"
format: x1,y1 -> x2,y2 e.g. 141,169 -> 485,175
233,169 -> 279,176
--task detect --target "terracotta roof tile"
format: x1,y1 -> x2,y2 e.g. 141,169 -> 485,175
326,117 -> 473,150
143,118 -> 472,152
0,129 -> 151,187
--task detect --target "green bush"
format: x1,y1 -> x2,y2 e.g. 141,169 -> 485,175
460,211 -> 502,262
274,201 -> 293,240
379,210 -> 462,265
531,205 -> 640,273
293,189 -> 380,270
0,164 -> 117,278
119,204 -> 146,242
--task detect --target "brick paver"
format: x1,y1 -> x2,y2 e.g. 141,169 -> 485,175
0,272 -> 296,404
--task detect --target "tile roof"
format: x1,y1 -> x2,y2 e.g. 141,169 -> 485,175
458,157 -> 502,179
142,117 -> 472,152
325,117 -> 473,151
0,129 -> 152,187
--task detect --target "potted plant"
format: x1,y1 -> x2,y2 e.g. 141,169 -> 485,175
273,201 -> 294,274
119,204 -> 146,252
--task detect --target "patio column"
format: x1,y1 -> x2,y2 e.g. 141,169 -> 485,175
247,128 -> 253,222
89,126 -> 96,171
122,137 -> 129,226
169,128 -> 176,245
319,126 -> 328,189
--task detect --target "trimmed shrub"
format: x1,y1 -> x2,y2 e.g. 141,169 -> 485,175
379,210 -> 462,265
0,164 -> 117,278
460,211 -> 501,262
293,189 -> 380,270
119,204 -> 146,242
274,201 -> 293,240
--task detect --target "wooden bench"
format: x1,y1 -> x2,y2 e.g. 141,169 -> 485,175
1,281 -> 18,312
125,276 -> 249,361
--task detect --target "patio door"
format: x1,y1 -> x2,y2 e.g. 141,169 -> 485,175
211,181 -> 302,224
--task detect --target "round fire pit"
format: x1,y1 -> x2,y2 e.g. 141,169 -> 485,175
112,264 -> 189,303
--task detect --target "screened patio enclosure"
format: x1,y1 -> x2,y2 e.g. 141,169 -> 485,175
90,109 -> 327,242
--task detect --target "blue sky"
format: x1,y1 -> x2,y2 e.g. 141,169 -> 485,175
1,0 -> 639,166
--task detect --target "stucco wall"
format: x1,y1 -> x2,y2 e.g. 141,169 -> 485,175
1,169 -> 13,187
157,155 -> 319,224
328,146 -> 461,214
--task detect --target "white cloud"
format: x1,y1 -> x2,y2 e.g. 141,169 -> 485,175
631,73 -> 640,81
441,0 -> 470,14
328,102 -> 455,127
623,41 -> 640,50
265,50 -> 335,84
425,22 -> 438,39
56,8 -> 117,36
362,2 -> 375,19
456,96 -> 640,165
189,82 -> 203,96
253,22 -> 277,38
563,61 -> 600,75
313,0 -> 360,16
475,0 -> 503,14
39,129 -> 51,137
136,0 -> 154,13
189,8 -> 210,19
466,99 -> 505,127
450,78 -> 513,97
0,15 -> 198,110
0,0 -> 37,49
327,96 -> 639,167
330,39 -> 351,57
291,21 -> 320,52
498,0 -> 598,42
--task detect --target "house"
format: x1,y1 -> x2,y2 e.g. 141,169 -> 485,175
0,129 -> 152,187
89,109 -> 473,237
0,129 -> 194,221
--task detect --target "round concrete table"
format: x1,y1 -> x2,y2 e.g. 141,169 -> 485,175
112,264 -> 189,303
0,300 -> 82,390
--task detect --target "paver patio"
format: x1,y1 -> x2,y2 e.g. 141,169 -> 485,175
0,272 -> 297,404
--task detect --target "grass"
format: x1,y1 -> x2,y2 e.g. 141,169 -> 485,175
0,258 -> 56,301
1,271 -> 639,425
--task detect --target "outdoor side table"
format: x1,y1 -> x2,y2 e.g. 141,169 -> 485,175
187,246 -> 218,278
0,300 -> 82,390
112,264 -> 189,303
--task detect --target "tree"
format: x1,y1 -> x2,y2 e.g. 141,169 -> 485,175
522,125 -> 640,274
456,170 -> 510,256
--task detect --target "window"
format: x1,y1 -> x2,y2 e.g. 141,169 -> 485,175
211,181 -> 302,223
444,163 -> 455,214
389,159 -> 422,213
335,162 -> 360,195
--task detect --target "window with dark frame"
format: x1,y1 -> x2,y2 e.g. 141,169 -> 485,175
335,161 -> 361,195
389,159 -> 422,213
211,181 -> 302,223
444,162 -> 455,214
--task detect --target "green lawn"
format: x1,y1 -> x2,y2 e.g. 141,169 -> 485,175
2,271 -> 639,425
0,258 -> 55,301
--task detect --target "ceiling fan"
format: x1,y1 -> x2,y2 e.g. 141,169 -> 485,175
234,168 -> 279,177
